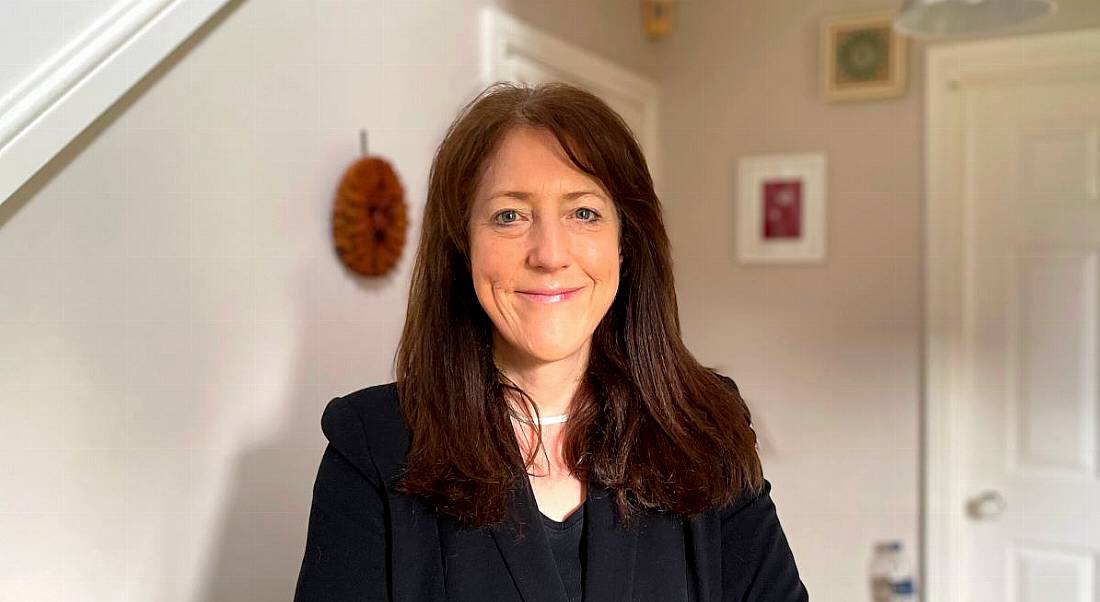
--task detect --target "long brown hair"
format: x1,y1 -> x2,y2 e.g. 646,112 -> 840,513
394,81 -> 762,529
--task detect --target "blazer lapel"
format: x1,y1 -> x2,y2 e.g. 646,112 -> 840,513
685,508 -> 722,602
366,383 -> 447,602
389,493 -> 446,602
582,472 -> 639,602
489,473 -> 571,602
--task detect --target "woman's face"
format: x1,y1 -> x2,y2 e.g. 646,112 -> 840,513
468,126 -> 621,366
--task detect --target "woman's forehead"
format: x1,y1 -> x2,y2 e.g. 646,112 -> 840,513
476,163 -> 608,205
484,126 -> 590,172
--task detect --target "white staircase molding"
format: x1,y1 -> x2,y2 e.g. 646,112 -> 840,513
0,0 -> 232,207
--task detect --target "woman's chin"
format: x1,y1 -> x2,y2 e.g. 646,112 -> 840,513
518,340 -> 588,364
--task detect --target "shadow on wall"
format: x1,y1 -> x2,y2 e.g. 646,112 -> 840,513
175,0 -> 386,593
196,256 -> 395,600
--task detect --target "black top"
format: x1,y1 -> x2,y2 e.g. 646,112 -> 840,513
540,505 -> 585,602
294,380 -> 811,601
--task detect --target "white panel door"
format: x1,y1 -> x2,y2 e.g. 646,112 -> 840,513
962,62 -> 1100,602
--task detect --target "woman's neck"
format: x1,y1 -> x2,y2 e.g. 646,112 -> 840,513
493,334 -> 589,417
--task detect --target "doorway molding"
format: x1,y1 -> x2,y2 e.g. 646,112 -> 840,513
478,6 -> 661,186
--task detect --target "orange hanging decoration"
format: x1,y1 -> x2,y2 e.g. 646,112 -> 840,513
331,155 -> 408,277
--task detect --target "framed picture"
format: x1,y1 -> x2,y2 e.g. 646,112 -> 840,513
821,10 -> 907,102
736,153 -> 826,264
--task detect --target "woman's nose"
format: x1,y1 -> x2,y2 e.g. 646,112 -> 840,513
527,217 -> 570,271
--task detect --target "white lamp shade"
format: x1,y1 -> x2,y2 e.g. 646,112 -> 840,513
894,0 -> 1057,37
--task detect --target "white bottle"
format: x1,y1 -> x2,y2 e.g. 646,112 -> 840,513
870,540 -> 915,601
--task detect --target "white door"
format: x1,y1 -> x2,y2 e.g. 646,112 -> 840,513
479,7 -> 660,185
928,31 -> 1100,602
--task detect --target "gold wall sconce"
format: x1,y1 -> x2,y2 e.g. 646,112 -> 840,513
642,0 -> 683,39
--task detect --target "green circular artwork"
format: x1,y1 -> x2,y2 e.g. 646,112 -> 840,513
838,30 -> 887,81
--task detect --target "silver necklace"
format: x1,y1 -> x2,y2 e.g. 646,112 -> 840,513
508,410 -> 569,425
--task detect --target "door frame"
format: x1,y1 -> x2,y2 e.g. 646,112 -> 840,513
478,6 -> 661,187
924,27 -> 1100,602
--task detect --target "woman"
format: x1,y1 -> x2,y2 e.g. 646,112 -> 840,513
294,81 -> 809,601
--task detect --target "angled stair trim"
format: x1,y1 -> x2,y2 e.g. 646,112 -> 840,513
0,0 -> 232,206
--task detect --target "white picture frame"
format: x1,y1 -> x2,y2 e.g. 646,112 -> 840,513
736,153 -> 827,264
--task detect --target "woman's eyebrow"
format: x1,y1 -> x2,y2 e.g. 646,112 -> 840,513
488,190 -> 607,202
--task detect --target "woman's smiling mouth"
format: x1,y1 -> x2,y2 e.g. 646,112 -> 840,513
515,286 -> 584,304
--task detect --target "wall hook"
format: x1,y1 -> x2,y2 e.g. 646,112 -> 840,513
360,128 -> 369,156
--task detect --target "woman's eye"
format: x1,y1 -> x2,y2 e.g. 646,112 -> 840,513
493,210 -> 520,225
575,207 -> 601,222
492,208 -> 601,226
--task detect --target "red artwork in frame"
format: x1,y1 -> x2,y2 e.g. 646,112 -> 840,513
762,179 -> 803,239
736,152 -> 826,264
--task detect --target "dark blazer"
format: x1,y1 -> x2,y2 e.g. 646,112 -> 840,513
294,379 -> 809,601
